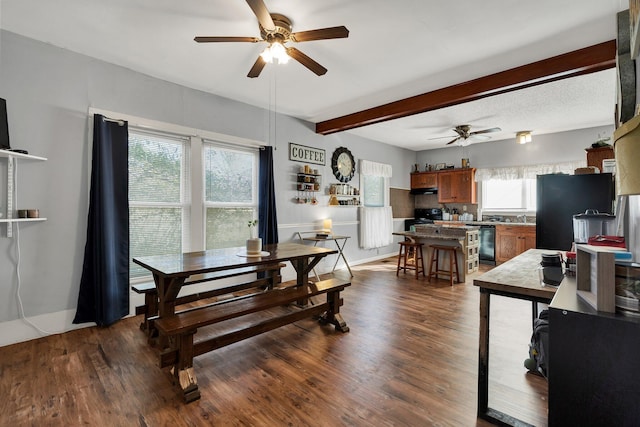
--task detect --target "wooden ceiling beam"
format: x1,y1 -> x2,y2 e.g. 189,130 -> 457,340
315,40 -> 616,135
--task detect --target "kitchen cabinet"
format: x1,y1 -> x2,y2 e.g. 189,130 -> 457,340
410,171 -> 438,189
495,225 -> 536,263
437,168 -> 476,204
585,146 -> 614,173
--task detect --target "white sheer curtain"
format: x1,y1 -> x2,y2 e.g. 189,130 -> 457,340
359,160 -> 393,249
475,160 -> 587,181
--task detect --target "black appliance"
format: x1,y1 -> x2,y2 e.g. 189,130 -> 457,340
0,98 -> 10,150
404,208 -> 442,231
536,173 -> 614,251
478,224 -> 496,265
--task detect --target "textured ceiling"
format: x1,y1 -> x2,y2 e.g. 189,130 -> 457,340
0,0 -> 625,150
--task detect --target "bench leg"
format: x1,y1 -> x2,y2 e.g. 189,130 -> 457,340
318,290 -> 349,333
168,332 -> 200,403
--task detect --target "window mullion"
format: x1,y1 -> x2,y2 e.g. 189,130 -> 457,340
189,135 -> 204,251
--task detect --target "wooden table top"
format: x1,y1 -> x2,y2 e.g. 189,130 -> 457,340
132,242 -> 337,278
473,248 -> 560,300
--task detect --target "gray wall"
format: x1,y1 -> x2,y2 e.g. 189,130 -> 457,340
0,29 -> 619,344
0,30 -> 415,338
416,126 -> 614,170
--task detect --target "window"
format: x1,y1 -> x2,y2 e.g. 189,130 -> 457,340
128,130 -> 190,279
128,130 -> 259,280
362,175 -> 384,207
203,141 -> 258,249
482,178 -> 537,211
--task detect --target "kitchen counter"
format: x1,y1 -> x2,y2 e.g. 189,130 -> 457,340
435,220 -> 536,227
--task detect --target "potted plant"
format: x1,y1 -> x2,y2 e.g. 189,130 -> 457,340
246,219 -> 261,255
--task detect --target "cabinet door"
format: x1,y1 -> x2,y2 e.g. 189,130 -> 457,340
410,172 -> 437,189
495,226 -> 519,263
496,226 -> 537,263
437,169 -> 476,204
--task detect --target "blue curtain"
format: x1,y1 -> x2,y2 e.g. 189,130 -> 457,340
73,114 -> 129,326
258,146 -> 279,244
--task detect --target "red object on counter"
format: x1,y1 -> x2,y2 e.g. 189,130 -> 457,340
587,235 -> 626,248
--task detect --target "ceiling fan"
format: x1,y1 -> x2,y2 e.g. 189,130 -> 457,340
194,0 -> 349,78
429,124 -> 502,146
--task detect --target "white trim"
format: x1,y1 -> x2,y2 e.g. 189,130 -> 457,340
87,107 -> 266,149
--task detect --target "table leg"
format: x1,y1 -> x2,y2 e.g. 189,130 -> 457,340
154,274 -> 186,348
332,238 -> 353,277
478,288 -> 490,416
311,241 -> 321,282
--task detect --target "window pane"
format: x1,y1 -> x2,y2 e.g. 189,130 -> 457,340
483,179 -> 523,209
363,175 -> 384,207
129,133 -> 185,203
204,145 -> 254,203
129,207 -> 182,278
206,207 -> 254,249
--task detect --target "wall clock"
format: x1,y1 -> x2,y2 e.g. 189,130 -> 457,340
331,147 -> 355,182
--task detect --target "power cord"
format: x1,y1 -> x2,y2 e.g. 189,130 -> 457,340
11,160 -> 57,336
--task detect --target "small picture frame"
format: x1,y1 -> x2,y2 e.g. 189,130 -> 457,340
435,163 -> 446,170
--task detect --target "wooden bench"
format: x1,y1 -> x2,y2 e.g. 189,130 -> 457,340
154,277 -> 351,402
133,263 -> 285,336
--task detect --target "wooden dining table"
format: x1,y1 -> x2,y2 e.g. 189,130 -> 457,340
132,242 -> 339,321
132,242 -> 351,401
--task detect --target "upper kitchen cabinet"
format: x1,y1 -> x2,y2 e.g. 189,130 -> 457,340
410,171 -> 438,189
437,168 -> 476,204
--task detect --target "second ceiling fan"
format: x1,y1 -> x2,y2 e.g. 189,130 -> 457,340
430,124 -> 502,146
194,0 -> 349,78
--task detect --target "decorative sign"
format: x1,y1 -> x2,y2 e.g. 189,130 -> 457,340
289,142 -> 325,165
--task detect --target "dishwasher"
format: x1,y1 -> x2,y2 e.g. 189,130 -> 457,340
478,224 -> 496,265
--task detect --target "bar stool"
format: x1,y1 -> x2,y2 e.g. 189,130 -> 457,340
428,245 -> 460,286
396,241 -> 425,278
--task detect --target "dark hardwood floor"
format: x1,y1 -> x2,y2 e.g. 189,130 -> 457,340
0,257 -> 547,426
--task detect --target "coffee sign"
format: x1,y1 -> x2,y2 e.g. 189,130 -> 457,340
289,142 -> 325,166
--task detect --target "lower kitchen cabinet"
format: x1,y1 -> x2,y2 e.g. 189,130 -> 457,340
495,225 -> 536,263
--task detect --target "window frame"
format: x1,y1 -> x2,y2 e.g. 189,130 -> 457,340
88,108 -> 265,284
480,178 -> 537,215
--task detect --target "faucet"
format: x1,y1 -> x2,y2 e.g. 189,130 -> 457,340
517,214 -> 527,224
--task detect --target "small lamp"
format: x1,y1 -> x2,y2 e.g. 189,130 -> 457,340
614,115 -> 640,196
323,218 -> 333,234
516,131 -> 532,145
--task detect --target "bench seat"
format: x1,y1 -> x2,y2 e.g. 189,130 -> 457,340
155,277 -> 351,402
132,263 -> 285,334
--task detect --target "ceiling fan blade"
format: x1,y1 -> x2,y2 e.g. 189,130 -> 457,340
286,47 -> 327,76
194,36 -> 261,43
290,26 -> 349,42
469,134 -> 491,141
246,0 -> 275,32
446,137 -> 461,145
470,127 -> 501,135
247,56 -> 267,78
428,135 -> 457,141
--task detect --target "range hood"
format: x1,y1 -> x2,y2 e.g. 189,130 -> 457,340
410,187 -> 438,195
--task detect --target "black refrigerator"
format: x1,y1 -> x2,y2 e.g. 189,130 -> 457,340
536,173 -> 614,250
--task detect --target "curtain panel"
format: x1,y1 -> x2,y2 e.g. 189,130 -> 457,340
73,114 -> 130,326
258,146 -> 278,244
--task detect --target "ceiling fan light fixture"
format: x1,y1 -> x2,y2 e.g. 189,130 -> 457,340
260,42 -> 289,64
516,131 -> 532,144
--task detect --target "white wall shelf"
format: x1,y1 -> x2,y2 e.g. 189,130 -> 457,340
1,149 -> 47,237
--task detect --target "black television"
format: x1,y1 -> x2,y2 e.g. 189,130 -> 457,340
0,98 -> 10,150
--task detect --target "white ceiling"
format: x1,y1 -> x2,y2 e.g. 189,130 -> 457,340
0,0 -> 625,150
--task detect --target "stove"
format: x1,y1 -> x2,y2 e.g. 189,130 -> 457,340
404,208 -> 443,231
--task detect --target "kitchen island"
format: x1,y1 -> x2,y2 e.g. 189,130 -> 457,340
394,223 -> 480,282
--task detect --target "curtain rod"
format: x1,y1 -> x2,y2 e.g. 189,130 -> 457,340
100,115 -> 126,127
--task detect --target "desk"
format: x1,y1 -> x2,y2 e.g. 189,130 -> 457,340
133,242 -> 347,401
297,232 -> 353,278
473,249 -> 558,426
